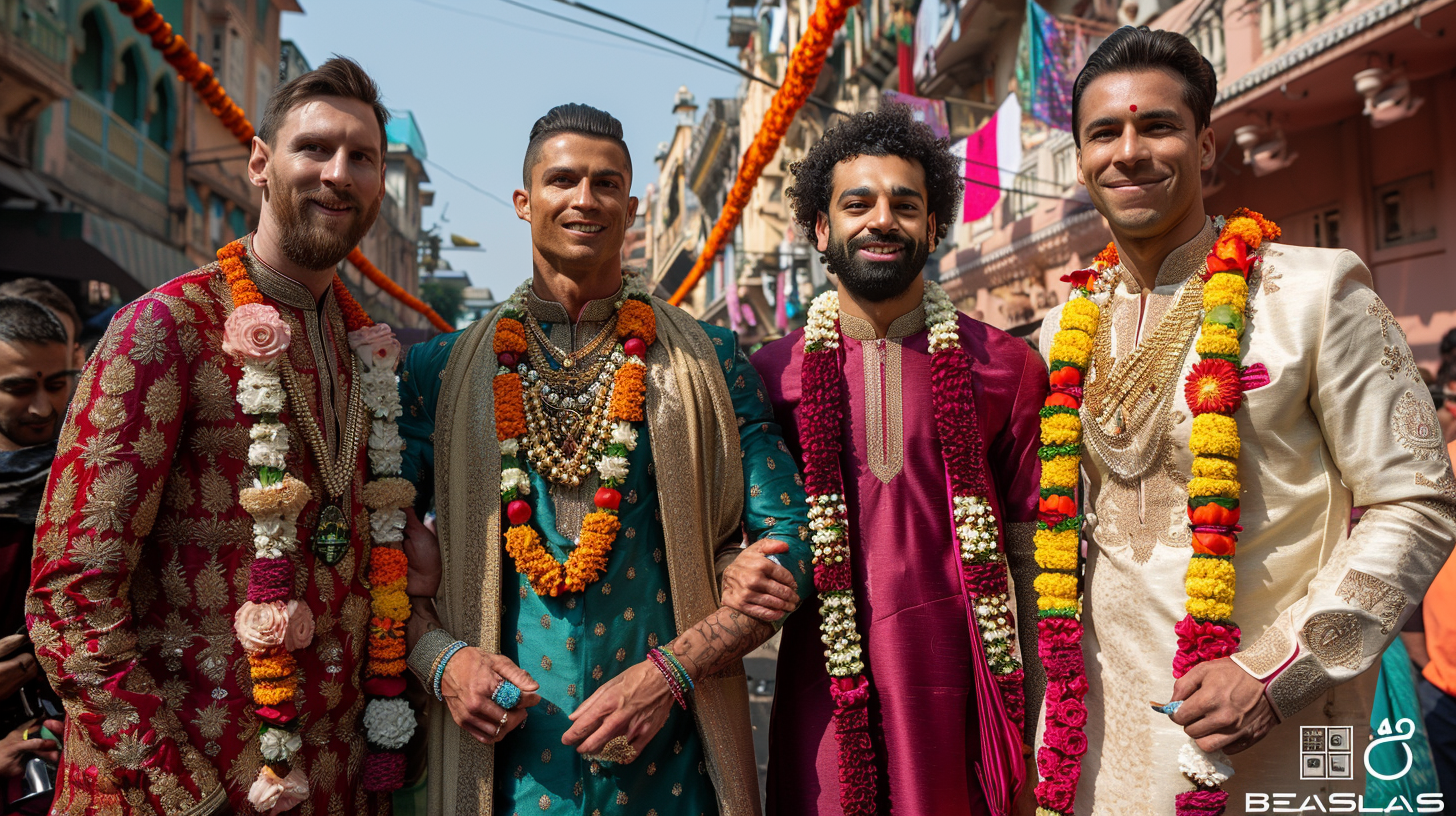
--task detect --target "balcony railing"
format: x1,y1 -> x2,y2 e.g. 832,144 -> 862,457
1186,2 -> 1227,77
5,0 -> 66,63
66,93 -> 170,202
1260,0 -> 1356,52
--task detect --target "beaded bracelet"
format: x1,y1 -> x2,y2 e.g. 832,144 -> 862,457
658,646 -> 693,693
647,650 -> 688,710
433,641 -> 468,701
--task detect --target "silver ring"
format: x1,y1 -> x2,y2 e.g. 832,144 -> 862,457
496,709 -> 510,734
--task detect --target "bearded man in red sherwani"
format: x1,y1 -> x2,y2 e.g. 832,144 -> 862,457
745,106 -> 1048,816
27,58 -> 406,816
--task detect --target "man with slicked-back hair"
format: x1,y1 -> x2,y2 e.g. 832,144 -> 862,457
398,103 -> 812,816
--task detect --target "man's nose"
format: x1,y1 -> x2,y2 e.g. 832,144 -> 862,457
571,178 -> 598,210
321,148 -> 351,187
866,199 -> 898,233
1114,124 -> 1150,164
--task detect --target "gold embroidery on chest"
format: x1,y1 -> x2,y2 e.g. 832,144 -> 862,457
193,560 -> 231,610
1392,391 -> 1444,460
190,425 -> 247,462
861,338 -> 906,483
70,534 -> 123,572
99,358 -> 136,395
127,302 -> 169,365
47,463 -> 77,525
163,474 -> 193,512
1368,301 -> 1422,382
1335,569 -> 1407,634
1302,612 -> 1363,670
82,466 -> 137,534
89,690 -> 141,736
108,732 -> 155,770
56,415 -> 81,457
192,363 -> 235,422
198,469 -> 234,515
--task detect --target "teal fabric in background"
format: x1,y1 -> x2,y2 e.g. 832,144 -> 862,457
398,319 -> 812,815
1365,638 -> 1440,804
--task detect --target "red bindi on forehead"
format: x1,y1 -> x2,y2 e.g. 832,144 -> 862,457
1130,104 -> 1138,112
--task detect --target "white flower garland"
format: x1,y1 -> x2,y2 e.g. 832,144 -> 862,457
804,282 -> 1022,683
1179,743 -> 1233,787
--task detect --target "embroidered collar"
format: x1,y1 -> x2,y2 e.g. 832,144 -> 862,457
242,234 -> 338,313
1114,217 -> 1219,291
837,302 -> 926,341
525,280 -> 625,325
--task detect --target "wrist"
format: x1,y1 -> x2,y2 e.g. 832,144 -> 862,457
433,641 -> 469,701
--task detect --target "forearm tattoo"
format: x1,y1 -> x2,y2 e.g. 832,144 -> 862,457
668,607 -> 773,682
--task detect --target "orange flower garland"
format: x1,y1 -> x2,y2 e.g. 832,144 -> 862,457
668,0 -> 861,305
495,282 -> 656,595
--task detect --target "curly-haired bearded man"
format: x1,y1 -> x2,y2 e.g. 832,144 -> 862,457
745,105 -> 1048,816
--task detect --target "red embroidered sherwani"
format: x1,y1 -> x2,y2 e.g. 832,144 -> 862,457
28,244 -> 386,816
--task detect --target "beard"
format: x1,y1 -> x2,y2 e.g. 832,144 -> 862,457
268,176 -> 380,272
823,227 -> 930,303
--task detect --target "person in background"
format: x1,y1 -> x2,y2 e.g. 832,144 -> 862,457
0,280 -> 84,375
0,297 -> 69,793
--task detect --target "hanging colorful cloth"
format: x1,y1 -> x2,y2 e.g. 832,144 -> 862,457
1016,0 -> 1074,131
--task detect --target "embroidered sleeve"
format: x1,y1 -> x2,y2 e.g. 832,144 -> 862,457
398,333 -> 457,512
1231,251 -> 1456,720
28,299 -> 225,816
993,341 -> 1053,744
707,324 -> 814,609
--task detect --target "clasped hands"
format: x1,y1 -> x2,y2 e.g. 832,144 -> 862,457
1167,657 -> 1279,754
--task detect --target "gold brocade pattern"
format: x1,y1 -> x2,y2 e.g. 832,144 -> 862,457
1335,569 -> 1407,634
1302,612 -> 1363,670
1267,654 -> 1336,720
1392,391 -> 1444,461
1368,301 -> 1423,382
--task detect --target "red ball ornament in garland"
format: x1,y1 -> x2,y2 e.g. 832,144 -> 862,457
594,487 -> 621,511
498,352 -> 518,368
506,500 -> 532,526
623,337 -> 647,359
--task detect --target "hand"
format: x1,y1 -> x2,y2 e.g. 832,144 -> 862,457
0,718 -> 61,778
440,647 -> 541,745
562,660 -> 674,761
404,508 -> 442,598
720,539 -> 800,622
1170,656 -> 1279,754
0,634 -> 39,701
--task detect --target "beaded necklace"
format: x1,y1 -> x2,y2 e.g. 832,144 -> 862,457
492,276 -> 657,596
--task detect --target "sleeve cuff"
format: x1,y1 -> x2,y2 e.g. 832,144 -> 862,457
1231,628 -> 1337,722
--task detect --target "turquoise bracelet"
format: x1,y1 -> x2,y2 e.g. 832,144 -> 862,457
433,641 -> 468,701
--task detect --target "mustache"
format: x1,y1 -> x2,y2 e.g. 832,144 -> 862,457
846,232 -> 911,253
299,189 -> 360,210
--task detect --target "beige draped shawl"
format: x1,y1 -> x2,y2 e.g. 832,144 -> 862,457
423,299 -> 761,815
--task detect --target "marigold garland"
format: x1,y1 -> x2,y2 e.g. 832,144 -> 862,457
494,280 -> 655,597
668,0 -> 861,306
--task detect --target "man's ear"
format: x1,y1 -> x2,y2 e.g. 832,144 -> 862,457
1075,147 -> 1086,187
1199,127 -> 1216,170
248,136 -> 270,189
815,211 -> 830,253
514,188 -> 531,223
927,212 -> 938,253
625,196 -> 639,232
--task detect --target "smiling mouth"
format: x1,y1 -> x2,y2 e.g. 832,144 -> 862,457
858,244 -> 904,259
310,200 -> 354,215
564,223 -> 605,234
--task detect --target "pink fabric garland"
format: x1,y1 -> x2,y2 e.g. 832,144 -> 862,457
360,751 -> 406,792
1175,789 -> 1230,816
1172,617 -> 1242,679
246,558 -> 292,603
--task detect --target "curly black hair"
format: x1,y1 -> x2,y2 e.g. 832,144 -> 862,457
786,104 -> 964,244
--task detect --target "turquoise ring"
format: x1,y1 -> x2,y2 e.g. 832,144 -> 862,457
493,680 -> 522,709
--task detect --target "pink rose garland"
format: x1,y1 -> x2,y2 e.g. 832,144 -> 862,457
223,303 -> 292,363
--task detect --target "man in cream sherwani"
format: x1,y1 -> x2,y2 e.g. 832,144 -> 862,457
1033,26 -> 1456,814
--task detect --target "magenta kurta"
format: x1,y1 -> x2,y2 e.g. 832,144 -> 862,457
752,309 -> 1047,816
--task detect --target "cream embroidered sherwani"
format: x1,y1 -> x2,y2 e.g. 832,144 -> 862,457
1037,219 -> 1456,814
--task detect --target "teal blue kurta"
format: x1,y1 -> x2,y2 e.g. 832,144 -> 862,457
400,312 -> 811,816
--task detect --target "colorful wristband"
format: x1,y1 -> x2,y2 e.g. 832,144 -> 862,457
647,649 -> 688,710
433,641 -> 468,701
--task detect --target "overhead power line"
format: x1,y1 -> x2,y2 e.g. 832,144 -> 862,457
424,158 -> 516,209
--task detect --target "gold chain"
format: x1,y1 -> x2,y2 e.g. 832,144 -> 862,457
279,352 -> 364,499
525,314 -> 618,371
1082,269 -> 1207,482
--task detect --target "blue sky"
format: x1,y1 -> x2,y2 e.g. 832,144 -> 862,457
282,0 -> 746,297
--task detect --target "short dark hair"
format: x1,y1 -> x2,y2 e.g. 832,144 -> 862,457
523,103 -> 632,188
1440,327 -> 1456,357
0,296 -> 68,346
786,103 -> 963,244
0,279 -> 80,341
1071,26 -> 1217,147
258,56 -> 390,153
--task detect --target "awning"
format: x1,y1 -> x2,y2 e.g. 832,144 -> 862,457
0,210 -> 192,299
0,162 -> 56,207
